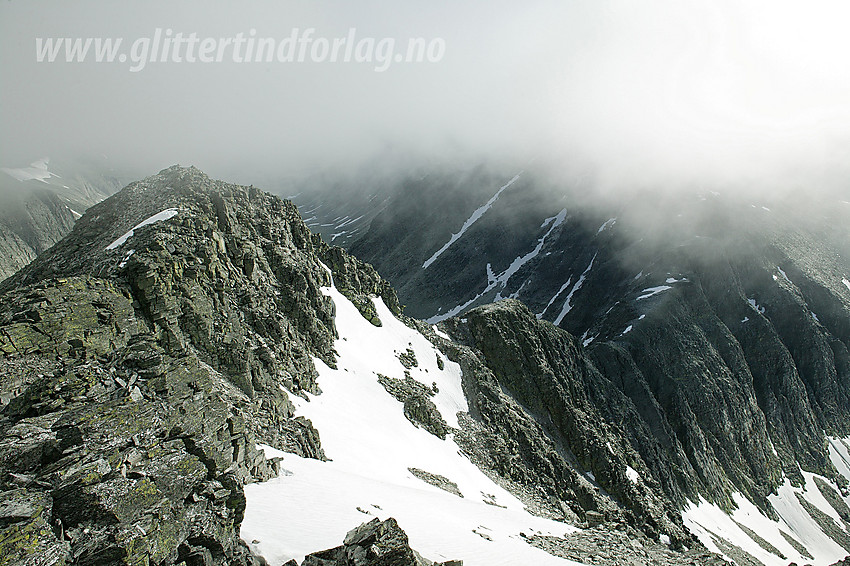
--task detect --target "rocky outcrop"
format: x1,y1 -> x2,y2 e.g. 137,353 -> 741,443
2,166 -> 400,457
0,276 -> 278,565
377,374 -> 447,439
301,518 -> 461,566
521,523 -> 727,566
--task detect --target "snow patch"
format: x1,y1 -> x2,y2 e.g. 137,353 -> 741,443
827,436 -> 850,481
118,249 -> 135,268
684,470 -> 850,566
748,298 -> 765,315
1,158 -> 55,183
596,218 -> 616,234
625,466 -> 640,484
432,325 -> 451,340
636,286 -> 672,301
105,209 -> 179,250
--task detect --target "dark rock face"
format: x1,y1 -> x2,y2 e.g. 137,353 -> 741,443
330,167 -> 850,513
0,189 -> 77,281
377,374 -> 448,439
302,518 -> 461,566
0,166 -> 402,565
426,301 -> 691,547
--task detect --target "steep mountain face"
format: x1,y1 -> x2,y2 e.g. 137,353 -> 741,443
307,166 -> 850,563
2,165 -> 848,565
0,157 -> 125,280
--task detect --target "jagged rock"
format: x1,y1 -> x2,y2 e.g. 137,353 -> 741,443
435,300 -> 691,546
407,468 -> 463,498
523,523 -> 728,566
377,374 -> 448,439
302,518 -> 461,566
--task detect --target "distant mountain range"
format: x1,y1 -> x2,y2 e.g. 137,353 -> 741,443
0,157 -> 127,280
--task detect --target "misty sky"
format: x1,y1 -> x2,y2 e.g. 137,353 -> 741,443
2,0 -> 850,194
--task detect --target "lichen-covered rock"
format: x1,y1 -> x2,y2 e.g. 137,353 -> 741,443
0,280 -> 281,564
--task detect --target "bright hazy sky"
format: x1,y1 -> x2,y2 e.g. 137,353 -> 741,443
2,0 -> 850,193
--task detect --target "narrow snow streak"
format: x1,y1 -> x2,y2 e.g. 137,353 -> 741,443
426,208 -> 565,323
422,173 -> 522,269
539,277 -> 573,319
105,209 -> 179,250
842,278 -> 850,292
553,253 -> 597,325
493,209 -> 567,301
596,218 -> 616,234
636,286 -> 672,301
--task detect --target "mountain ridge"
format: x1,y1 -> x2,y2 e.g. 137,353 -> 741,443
1,165 -> 849,565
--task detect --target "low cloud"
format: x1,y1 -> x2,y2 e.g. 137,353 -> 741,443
2,0 -> 850,199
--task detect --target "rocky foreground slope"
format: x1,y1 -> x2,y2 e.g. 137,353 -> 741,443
1,166 -> 848,565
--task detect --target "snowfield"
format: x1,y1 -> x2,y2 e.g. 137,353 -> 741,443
243,268 -> 587,566
684,460 -> 850,566
243,263 -> 850,566
1,157 -> 56,183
